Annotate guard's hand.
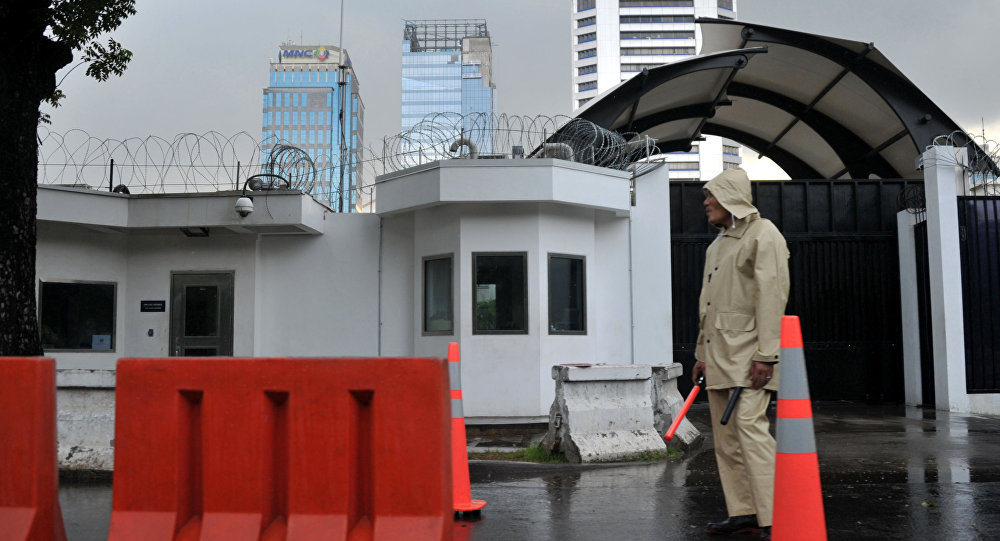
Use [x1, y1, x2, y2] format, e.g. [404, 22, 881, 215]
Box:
[750, 361, 773, 390]
[692, 361, 706, 385]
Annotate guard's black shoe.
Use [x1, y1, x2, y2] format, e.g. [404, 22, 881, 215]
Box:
[706, 515, 760, 535]
[760, 526, 771, 540]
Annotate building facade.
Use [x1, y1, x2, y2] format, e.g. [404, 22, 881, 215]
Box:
[402, 20, 497, 156]
[571, 0, 740, 180]
[262, 45, 364, 212]
[35, 158, 673, 468]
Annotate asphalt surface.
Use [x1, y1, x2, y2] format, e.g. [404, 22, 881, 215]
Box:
[60, 402, 1000, 540]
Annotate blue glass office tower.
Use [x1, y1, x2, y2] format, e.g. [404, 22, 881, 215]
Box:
[262, 45, 364, 212]
[402, 20, 496, 156]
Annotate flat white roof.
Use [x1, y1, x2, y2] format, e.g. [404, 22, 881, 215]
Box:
[37, 186, 328, 235]
[374, 158, 632, 216]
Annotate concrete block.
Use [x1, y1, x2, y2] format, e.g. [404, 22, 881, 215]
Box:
[56, 370, 116, 472]
[651, 364, 703, 452]
[542, 364, 666, 463]
[557, 364, 651, 382]
[56, 368, 116, 388]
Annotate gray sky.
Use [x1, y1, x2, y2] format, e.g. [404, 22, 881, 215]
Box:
[43, 0, 999, 174]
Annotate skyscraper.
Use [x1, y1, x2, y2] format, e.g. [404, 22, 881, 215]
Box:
[402, 20, 496, 156]
[262, 44, 364, 212]
[571, 0, 740, 180]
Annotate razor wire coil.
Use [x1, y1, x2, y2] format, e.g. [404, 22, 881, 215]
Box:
[36, 113, 667, 208]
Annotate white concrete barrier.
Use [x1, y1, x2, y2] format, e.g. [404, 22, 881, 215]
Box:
[542, 364, 667, 463]
[651, 364, 704, 451]
[56, 369, 115, 472]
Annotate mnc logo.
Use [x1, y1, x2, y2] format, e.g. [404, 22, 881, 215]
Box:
[282, 47, 331, 61]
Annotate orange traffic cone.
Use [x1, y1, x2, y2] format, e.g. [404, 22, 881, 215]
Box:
[772, 316, 827, 540]
[448, 342, 487, 515]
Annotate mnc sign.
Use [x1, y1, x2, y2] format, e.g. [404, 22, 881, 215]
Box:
[281, 47, 331, 61]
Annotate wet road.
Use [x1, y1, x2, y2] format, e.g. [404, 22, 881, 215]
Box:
[462, 458, 1000, 540]
[461, 403, 1000, 540]
[60, 403, 1000, 540]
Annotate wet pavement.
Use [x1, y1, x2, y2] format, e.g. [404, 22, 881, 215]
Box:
[60, 402, 1000, 540]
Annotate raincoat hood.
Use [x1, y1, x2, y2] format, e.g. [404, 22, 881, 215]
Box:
[704, 168, 758, 220]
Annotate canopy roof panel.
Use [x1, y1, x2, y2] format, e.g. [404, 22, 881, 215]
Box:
[571, 19, 994, 180]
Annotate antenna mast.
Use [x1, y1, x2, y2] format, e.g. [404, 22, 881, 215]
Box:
[337, 0, 348, 212]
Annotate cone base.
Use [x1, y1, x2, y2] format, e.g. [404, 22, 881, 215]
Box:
[454, 499, 487, 512]
[773, 452, 826, 541]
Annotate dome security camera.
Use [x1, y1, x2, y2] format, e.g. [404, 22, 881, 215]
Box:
[235, 196, 254, 218]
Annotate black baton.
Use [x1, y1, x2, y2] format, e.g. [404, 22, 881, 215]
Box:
[720, 386, 743, 425]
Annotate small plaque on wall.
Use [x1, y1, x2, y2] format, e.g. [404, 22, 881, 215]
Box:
[140, 300, 166, 312]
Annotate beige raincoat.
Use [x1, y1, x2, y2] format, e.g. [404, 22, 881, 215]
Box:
[695, 169, 790, 391]
[696, 168, 790, 526]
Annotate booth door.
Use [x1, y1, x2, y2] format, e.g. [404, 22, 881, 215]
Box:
[169, 272, 234, 356]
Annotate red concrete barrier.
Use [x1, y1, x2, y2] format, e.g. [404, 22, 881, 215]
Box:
[0, 357, 67, 541]
[109, 357, 452, 541]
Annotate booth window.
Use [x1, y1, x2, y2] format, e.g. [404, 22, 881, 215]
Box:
[423, 255, 454, 334]
[38, 281, 116, 350]
[548, 255, 586, 334]
[473, 253, 527, 334]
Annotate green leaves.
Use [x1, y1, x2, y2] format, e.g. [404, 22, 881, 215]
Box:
[45, 0, 137, 99]
[40, 89, 65, 124]
[49, 0, 137, 50]
[83, 37, 131, 81]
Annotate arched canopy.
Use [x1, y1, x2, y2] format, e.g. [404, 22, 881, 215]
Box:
[572, 19, 995, 179]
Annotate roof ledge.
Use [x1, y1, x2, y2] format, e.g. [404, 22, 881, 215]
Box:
[37, 185, 328, 235]
[373, 159, 632, 216]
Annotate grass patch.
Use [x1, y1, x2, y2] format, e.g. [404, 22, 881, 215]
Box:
[468, 444, 569, 463]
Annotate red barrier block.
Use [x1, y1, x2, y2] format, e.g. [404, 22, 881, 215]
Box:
[0, 358, 67, 541]
[109, 357, 452, 541]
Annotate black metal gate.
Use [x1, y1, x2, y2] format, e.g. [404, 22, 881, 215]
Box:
[672, 179, 922, 401]
[958, 197, 1000, 393]
[914, 220, 935, 406]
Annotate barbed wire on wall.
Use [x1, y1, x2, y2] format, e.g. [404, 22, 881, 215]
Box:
[897, 184, 926, 215]
[925, 130, 1000, 195]
[379, 113, 574, 170]
[37, 129, 261, 193]
[36, 113, 665, 210]
[258, 144, 317, 192]
[379, 113, 663, 171]
[538, 117, 663, 171]
[36, 127, 367, 211]
[897, 131, 1000, 217]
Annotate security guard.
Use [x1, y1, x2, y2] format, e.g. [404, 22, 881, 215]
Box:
[693, 168, 790, 540]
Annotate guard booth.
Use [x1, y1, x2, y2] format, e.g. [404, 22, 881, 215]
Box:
[568, 19, 998, 410]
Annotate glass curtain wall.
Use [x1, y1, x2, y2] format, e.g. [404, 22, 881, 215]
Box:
[262, 50, 363, 211]
[402, 48, 463, 125]
[401, 20, 495, 160]
[461, 63, 494, 154]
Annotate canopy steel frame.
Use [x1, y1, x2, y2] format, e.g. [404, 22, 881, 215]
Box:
[558, 21, 998, 179]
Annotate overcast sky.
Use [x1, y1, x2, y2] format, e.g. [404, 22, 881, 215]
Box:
[42, 0, 999, 178]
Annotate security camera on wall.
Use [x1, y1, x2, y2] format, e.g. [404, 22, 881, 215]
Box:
[235, 196, 254, 217]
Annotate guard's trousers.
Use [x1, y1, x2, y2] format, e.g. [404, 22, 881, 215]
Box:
[708, 387, 775, 526]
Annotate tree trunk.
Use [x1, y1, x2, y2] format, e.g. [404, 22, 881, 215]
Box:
[0, 4, 72, 355]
